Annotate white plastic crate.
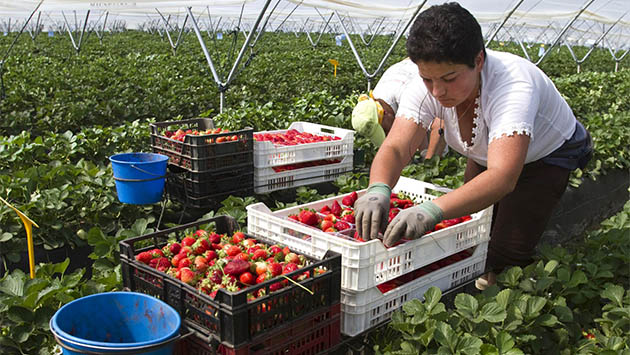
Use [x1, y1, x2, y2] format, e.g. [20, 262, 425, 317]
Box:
[253, 122, 354, 168]
[247, 176, 492, 292]
[341, 242, 488, 337]
[254, 155, 353, 194]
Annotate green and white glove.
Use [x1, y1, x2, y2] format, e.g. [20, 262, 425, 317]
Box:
[382, 201, 443, 247]
[355, 183, 391, 241]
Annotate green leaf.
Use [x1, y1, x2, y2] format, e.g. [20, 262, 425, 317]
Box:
[0, 232, 13, 242]
[424, 286, 442, 311]
[454, 293, 479, 314]
[7, 306, 35, 323]
[479, 302, 507, 323]
[526, 297, 547, 316]
[553, 305, 573, 322]
[566, 270, 587, 288]
[0, 271, 26, 297]
[480, 344, 499, 355]
[456, 335, 483, 354]
[11, 323, 33, 343]
[496, 331, 515, 352]
[534, 277, 555, 292]
[535, 314, 558, 327]
[434, 321, 458, 350]
[601, 284, 625, 307]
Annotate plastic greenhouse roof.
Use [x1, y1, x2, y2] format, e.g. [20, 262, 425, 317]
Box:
[0, 0, 628, 47]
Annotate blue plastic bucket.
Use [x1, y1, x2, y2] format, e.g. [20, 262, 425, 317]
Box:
[109, 153, 168, 204]
[50, 292, 181, 355]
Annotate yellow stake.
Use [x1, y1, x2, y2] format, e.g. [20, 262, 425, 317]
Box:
[328, 59, 339, 77]
[0, 197, 39, 279]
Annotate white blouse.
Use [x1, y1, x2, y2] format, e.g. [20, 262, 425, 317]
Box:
[397, 49, 577, 166]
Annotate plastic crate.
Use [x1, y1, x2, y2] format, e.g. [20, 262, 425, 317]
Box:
[175, 303, 341, 355]
[119, 215, 342, 349]
[340, 242, 488, 337]
[254, 122, 354, 169]
[247, 176, 492, 292]
[254, 155, 353, 194]
[167, 164, 254, 198]
[150, 117, 254, 172]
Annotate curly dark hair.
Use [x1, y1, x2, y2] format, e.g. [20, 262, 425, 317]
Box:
[406, 2, 485, 68]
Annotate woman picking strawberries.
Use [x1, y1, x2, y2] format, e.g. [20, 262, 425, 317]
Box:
[354, 2, 592, 289]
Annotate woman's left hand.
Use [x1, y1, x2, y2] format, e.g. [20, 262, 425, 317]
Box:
[382, 201, 443, 247]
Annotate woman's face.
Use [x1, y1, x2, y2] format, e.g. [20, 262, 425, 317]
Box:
[416, 52, 483, 108]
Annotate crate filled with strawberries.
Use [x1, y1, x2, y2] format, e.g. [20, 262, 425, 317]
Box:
[119, 215, 341, 352]
[151, 118, 254, 207]
[253, 122, 354, 193]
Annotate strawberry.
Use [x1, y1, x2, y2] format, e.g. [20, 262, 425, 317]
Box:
[135, 251, 152, 264]
[181, 236, 196, 247]
[288, 214, 299, 222]
[205, 250, 217, 260]
[341, 193, 356, 207]
[256, 273, 270, 284]
[194, 229, 208, 238]
[285, 252, 300, 264]
[269, 280, 288, 292]
[234, 252, 250, 262]
[149, 248, 164, 258]
[252, 248, 268, 260]
[282, 262, 299, 275]
[254, 261, 268, 275]
[232, 231, 246, 244]
[192, 238, 210, 255]
[297, 209, 319, 226]
[341, 208, 354, 217]
[209, 269, 223, 284]
[226, 244, 242, 257]
[171, 253, 184, 267]
[150, 257, 170, 272]
[242, 238, 256, 248]
[319, 205, 331, 214]
[208, 233, 222, 244]
[324, 227, 338, 233]
[330, 200, 342, 216]
[268, 262, 283, 277]
[334, 221, 351, 231]
[179, 267, 197, 285]
[177, 257, 192, 269]
[269, 245, 284, 258]
[168, 242, 182, 255]
[342, 214, 355, 224]
[194, 256, 208, 273]
[239, 272, 255, 286]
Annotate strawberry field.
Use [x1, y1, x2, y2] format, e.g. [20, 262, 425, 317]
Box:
[0, 30, 629, 354]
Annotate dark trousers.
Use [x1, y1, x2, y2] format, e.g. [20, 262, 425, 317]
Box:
[466, 160, 571, 272]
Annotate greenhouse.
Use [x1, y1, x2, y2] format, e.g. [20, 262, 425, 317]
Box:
[0, 0, 628, 354]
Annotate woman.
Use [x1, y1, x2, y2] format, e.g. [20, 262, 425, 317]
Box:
[354, 2, 592, 288]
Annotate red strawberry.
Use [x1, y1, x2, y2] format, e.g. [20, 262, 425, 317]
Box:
[268, 262, 283, 277]
[330, 200, 342, 216]
[269, 245, 284, 257]
[135, 251, 152, 264]
[194, 229, 208, 238]
[235, 253, 250, 262]
[208, 233, 222, 244]
[324, 227, 338, 233]
[169, 242, 182, 255]
[334, 221, 351, 231]
[269, 280, 288, 292]
[194, 256, 208, 273]
[150, 257, 170, 272]
[342, 194, 355, 207]
[252, 249, 268, 260]
[179, 267, 197, 285]
[285, 252, 300, 264]
[226, 245, 242, 257]
[342, 214, 355, 224]
[209, 269, 223, 284]
[288, 214, 299, 222]
[320, 205, 331, 214]
[232, 231, 246, 244]
[205, 250, 217, 260]
[256, 273, 270, 284]
[282, 262, 299, 275]
[320, 219, 334, 231]
[149, 248, 164, 258]
[182, 236, 196, 247]
[177, 257, 192, 269]
[298, 209, 319, 226]
[192, 238, 210, 255]
[239, 272, 255, 286]
[254, 261, 268, 275]
[171, 253, 184, 267]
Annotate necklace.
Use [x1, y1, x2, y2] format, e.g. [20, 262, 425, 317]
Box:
[439, 80, 481, 136]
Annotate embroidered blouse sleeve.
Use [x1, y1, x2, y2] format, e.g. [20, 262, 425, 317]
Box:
[395, 76, 434, 131]
[486, 79, 538, 143]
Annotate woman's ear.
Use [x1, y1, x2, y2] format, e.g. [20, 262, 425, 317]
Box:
[476, 50, 485, 71]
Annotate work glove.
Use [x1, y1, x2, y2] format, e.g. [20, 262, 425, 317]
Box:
[352, 94, 386, 147]
[382, 201, 443, 247]
[355, 183, 391, 240]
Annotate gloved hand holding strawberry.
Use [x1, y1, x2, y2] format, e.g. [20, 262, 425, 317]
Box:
[354, 182, 391, 241]
[382, 201, 443, 247]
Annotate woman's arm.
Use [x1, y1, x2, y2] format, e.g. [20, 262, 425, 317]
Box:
[370, 115, 428, 187]
[433, 134, 530, 219]
[425, 118, 447, 159]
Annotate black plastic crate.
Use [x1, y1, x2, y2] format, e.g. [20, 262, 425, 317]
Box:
[150, 118, 254, 172]
[176, 303, 341, 355]
[119, 215, 342, 350]
[165, 166, 254, 209]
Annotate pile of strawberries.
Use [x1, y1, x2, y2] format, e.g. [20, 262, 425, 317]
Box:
[375, 248, 474, 294]
[254, 129, 341, 146]
[272, 158, 342, 173]
[286, 190, 474, 244]
[134, 230, 322, 300]
[163, 128, 239, 143]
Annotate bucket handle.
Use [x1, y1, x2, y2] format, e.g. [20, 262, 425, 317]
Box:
[51, 325, 193, 355]
[113, 164, 167, 183]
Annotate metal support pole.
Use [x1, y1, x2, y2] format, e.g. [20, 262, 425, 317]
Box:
[187, 0, 272, 113]
[485, 0, 525, 47]
[535, 0, 596, 65]
[334, 0, 427, 91]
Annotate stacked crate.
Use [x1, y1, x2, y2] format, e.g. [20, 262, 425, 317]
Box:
[246, 176, 492, 336]
[253, 122, 354, 194]
[119, 215, 343, 354]
[150, 118, 254, 208]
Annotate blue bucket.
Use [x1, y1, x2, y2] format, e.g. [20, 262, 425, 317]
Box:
[50, 292, 181, 355]
[109, 153, 168, 204]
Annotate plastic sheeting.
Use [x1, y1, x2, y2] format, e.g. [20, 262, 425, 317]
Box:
[0, 0, 628, 47]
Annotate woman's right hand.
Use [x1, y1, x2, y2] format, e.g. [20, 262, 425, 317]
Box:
[355, 187, 391, 241]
